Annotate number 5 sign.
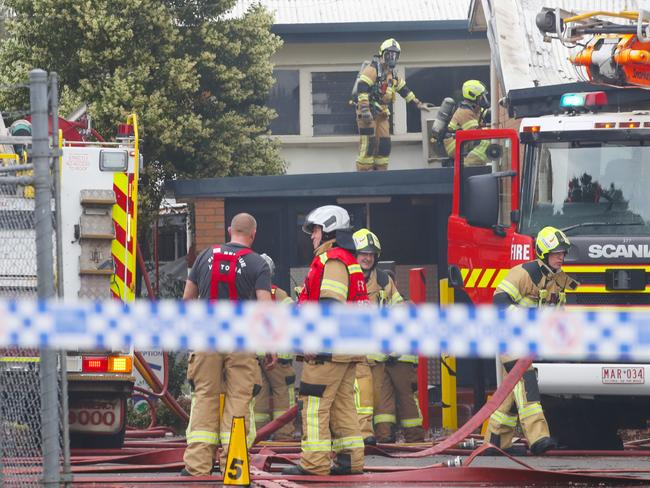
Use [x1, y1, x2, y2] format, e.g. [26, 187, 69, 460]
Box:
[224, 416, 250, 486]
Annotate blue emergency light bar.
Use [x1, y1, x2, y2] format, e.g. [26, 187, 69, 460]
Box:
[560, 91, 608, 109]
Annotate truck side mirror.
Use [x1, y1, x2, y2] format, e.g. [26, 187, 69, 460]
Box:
[465, 173, 499, 229]
[448, 265, 464, 289]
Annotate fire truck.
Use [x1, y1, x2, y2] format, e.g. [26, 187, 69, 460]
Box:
[0, 111, 140, 448]
[445, 87, 650, 448]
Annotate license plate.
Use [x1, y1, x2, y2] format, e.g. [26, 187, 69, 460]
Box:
[69, 398, 122, 434]
[601, 367, 645, 384]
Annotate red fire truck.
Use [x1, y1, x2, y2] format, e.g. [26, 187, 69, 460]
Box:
[447, 89, 650, 449]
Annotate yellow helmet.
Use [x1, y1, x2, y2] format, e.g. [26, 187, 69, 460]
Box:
[353, 228, 381, 257]
[535, 226, 571, 261]
[462, 80, 487, 101]
[379, 38, 401, 68]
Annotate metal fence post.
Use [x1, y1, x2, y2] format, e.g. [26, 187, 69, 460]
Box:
[31, 68, 60, 487]
[409, 268, 430, 431]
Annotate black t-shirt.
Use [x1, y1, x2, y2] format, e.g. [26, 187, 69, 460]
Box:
[188, 242, 271, 300]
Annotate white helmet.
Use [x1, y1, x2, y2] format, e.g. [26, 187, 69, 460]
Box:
[260, 253, 275, 276]
[302, 205, 350, 234]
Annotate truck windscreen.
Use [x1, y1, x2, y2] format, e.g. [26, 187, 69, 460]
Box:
[520, 141, 650, 236]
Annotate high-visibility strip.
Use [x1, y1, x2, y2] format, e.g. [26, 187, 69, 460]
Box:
[112, 171, 135, 302]
[305, 396, 320, 446]
[374, 414, 396, 424]
[497, 280, 523, 303]
[490, 410, 518, 427]
[332, 436, 364, 451]
[347, 264, 362, 275]
[465, 269, 482, 288]
[518, 403, 544, 419]
[321, 278, 348, 297]
[478, 269, 496, 288]
[187, 430, 219, 445]
[301, 440, 332, 451]
[359, 74, 374, 86]
[404, 92, 416, 103]
[400, 417, 423, 428]
[390, 291, 404, 305]
[461, 268, 469, 281]
[255, 413, 271, 423]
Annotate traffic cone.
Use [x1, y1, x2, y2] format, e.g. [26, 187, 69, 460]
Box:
[223, 416, 250, 486]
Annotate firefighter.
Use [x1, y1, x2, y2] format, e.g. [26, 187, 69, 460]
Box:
[485, 226, 578, 455]
[282, 205, 368, 476]
[354, 38, 425, 171]
[443, 79, 490, 166]
[182, 213, 272, 476]
[353, 229, 424, 443]
[254, 253, 297, 441]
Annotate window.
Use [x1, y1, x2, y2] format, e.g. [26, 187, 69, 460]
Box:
[268, 70, 299, 135]
[312, 71, 358, 136]
[405, 65, 490, 133]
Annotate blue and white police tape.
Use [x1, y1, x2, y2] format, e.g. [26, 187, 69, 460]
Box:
[0, 300, 649, 361]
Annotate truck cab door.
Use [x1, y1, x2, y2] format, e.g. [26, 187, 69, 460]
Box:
[447, 129, 520, 304]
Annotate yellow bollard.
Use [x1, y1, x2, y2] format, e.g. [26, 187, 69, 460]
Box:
[224, 416, 251, 486]
[439, 279, 458, 431]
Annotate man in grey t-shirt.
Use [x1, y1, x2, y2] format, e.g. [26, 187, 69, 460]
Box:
[182, 213, 272, 477]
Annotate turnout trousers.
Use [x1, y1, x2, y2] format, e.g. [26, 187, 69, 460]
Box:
[298, 361, 365, 475]
[183, 352, 261, 475]
[354, 361, 374, 439]
[372, 362, 425, 442]
[484, 356, 550, 450]
[254, 360, 297, 440]
[356, 111, 390, 171]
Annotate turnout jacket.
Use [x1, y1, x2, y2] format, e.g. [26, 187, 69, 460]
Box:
[357, 57, 416, 115]
[493, 259, 578, 309]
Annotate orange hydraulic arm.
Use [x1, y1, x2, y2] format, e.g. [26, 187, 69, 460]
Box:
[537, 9, 650, 88]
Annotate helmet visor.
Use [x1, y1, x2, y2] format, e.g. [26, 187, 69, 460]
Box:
[383, 50, 399, 68]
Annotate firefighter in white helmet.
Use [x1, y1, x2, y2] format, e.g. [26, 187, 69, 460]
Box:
[283, 205, 368, 476]
[485, 226, 578, 455]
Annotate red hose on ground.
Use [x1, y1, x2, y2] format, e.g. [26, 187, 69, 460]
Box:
[254, 405, 298, 444]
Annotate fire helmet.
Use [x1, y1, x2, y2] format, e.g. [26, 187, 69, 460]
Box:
[353, 228, 381, 257]
[379, 38, 401, 68]
[535, 226, 571, 261]
[302, 205, 350, 235]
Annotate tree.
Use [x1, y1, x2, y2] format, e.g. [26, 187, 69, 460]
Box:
[0, 0, 285, 228]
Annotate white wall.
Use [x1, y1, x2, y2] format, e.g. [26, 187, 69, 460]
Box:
[271, 38, 491, 174]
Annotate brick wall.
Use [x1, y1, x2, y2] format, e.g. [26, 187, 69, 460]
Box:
[194, 198, 226, 253]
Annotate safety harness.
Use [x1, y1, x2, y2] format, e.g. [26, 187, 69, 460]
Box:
[298, 247, 368, 303]
[209, 246, 252, 300]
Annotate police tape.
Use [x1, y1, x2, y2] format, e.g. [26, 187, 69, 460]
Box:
[0, 300, 649, 360]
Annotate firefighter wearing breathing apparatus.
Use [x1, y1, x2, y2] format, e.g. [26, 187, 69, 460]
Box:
[438, 79, 490, 166]
[353, 38, 426, 171]
[352, 229, 424, 443]
[485, 226, 579, 455]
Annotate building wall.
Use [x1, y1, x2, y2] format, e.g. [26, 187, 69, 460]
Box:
[194, 198, 226, 252]
[271, 38, 491, 174]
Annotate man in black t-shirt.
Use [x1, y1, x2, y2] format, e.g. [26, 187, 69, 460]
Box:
[182, 213, 272, 477]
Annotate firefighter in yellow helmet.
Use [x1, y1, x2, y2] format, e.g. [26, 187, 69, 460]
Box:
[354, 38, 426, 171]
[443, 79, 490, 166]
[485, 226, 578, 455]
[352, 229, 424, 443]
[254, 254, 297, 441]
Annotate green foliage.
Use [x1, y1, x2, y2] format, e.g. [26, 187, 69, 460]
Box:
[0, 0, 285, 228]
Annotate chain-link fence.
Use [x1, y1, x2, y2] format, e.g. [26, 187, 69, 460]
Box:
[0, 71, 65, 486]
